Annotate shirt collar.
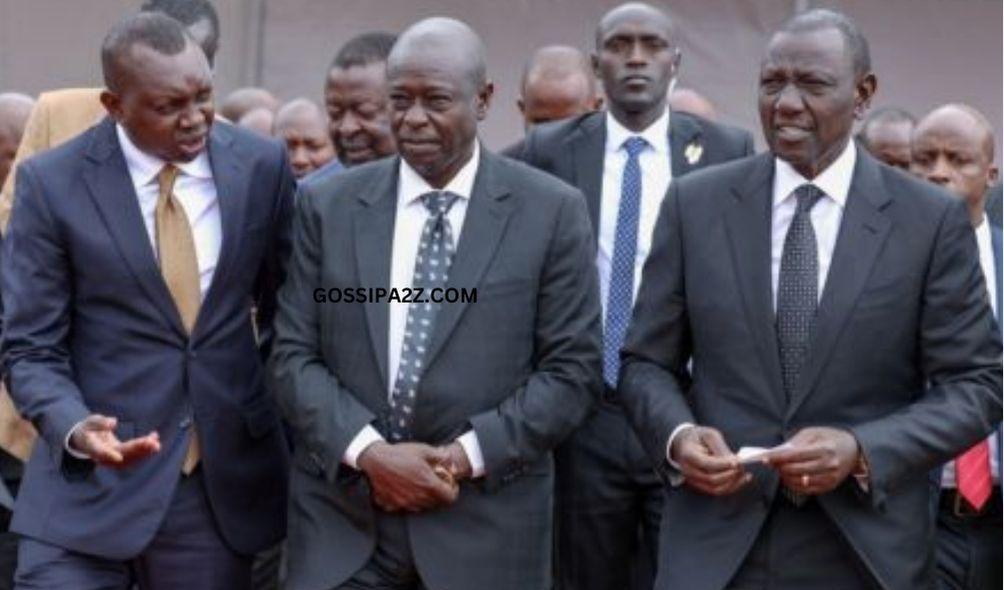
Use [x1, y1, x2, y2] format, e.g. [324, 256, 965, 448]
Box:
[605, 107, 671, 155]
[773, 139, 856, 210]
[398, 141, 480, 207]
[975, 216, 991, 243]
[115, 123, 213, 188]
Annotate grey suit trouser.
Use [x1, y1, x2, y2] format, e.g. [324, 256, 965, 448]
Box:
[555, 400, 663, 590]
[727, 497, 878, 590]
[336, 514, 429, 590]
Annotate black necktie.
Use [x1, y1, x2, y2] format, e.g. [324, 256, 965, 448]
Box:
[777, 184, 824, 402]
[386, 191, 459, 442]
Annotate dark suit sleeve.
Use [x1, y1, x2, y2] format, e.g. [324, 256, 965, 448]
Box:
[0, 161, 90, 466]
[469, 191, 602, 489]
[618, 181, 696, 476]
[253, 145, 296, 360]
[268, 182, 378, 481]
[849, 198, 1003, 506]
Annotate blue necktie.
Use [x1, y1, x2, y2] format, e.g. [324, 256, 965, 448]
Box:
[603, 136, 648, 388]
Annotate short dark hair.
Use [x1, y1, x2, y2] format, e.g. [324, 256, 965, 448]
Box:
[101, 12, 190, 92]
[141, 0, 220, 62]
[778, 9, 871, 78]
[331, 31, 397, 70]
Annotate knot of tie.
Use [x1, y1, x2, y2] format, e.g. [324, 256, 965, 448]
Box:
[622, 136, 648, 158]
[794, 184, 824, 215]
[420, 190, 459, 218]
[157, 164, 180, 198]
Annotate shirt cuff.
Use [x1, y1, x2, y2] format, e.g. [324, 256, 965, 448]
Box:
[457, 430, 485, 478]
[64, 420, 91, 460]
[342, 424, 385, 469]
[665, 422, 695, 470]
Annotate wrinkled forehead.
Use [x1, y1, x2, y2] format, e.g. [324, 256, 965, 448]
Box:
[387, 46, 476, 91]
[762, 28, 852, 76]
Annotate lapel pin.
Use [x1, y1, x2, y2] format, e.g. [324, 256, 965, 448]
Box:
[684, 141, 703, 166]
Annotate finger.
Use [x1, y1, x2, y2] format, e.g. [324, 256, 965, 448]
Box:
[88, 436, 124, 464]
[681, 463, 745, 488]
[87, 414, 118, 432]
[699, 429, 738, 462]
[682, 449, 741, 474]
[715, 472, 754, 495]
[118, 435, 161, 463]
[774, 457, 833, 478]
[766, 445, 826, 467]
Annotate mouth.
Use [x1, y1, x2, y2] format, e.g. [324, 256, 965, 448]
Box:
[774, 124, 811, 142]
[176, 133, 207, 157]
[621, 75, 651, 89]
[399, 139, 440, 153]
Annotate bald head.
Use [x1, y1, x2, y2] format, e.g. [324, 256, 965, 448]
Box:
[219, 87, 279, 123]
[912, 103, 999, 224]
[389, 17, 487, 94]
[596, 2, 674, 50]
[519, 46, 601, 128]
[237, 107, 274, 136]
[668, 87, 716, 120]
[386, 17, 493, 188]
[0, 92, 36, 187]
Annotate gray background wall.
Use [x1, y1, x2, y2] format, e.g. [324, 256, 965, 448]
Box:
[1, 0, 1000, 158]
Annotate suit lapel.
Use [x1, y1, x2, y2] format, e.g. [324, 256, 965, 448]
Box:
[991, 225, 1002, 329]
[196, 124, 250, 338]
[724, 154, 785, 411]
[81, 119, 185, 338]
[669, 112, 702, 177]
[567, 113, 605, 237]
[786, 154, 893, 419]
[423, 151, 514, 369]
[355, 161, 398, 390]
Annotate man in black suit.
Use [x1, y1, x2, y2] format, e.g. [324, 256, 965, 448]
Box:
[856, 106, 915, 171]
[270, 17, 601, 590]
[519, 3, 753, 588]
[619, 10, 1002, 590]
[1, 14, 293, 589]
[911, 103, 1002, 590]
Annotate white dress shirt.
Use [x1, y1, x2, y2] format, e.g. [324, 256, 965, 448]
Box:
[666, 141, 857, 466]
[342, 143, 486, 476]
[598, 109, 673, 322]
[66, 125, 220, 457]
[942, 218, 1000, 486]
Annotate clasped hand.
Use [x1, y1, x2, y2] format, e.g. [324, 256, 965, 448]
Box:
[357, 440, 472, 513]
[671, 425, 860, 497]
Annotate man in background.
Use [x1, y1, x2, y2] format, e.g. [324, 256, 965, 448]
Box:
[519, 3, 753, 588]
[306, 31, 398, 184]
[911, 103, 1002, 590]
[501, 45, 603, 158]
[218, 87, 279, 124]
[667, 87, 716, 121]
[857, 105, 915, 170]
[273, 99, 335, 179]
[0, 91, 33, 590]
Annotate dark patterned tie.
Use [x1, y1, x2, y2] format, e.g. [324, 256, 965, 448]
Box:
[602, 136, 648, 388]
[777, 184, 824, 402]
[387, 191, 459, 442]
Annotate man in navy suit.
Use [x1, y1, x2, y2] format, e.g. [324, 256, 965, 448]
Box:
[1, 14, 293, 589]
[911, 103, 1002, 590]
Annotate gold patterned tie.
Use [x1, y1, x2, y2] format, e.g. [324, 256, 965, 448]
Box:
[156, 165, 202, 474]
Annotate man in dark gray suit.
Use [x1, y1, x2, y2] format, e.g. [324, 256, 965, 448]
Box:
[619, 9, 1002, 590]
[518, 4, 752, 588]
[270, 17, 601, 590]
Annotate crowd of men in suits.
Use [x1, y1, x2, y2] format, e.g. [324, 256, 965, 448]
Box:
[0, 1, 1000, 589]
